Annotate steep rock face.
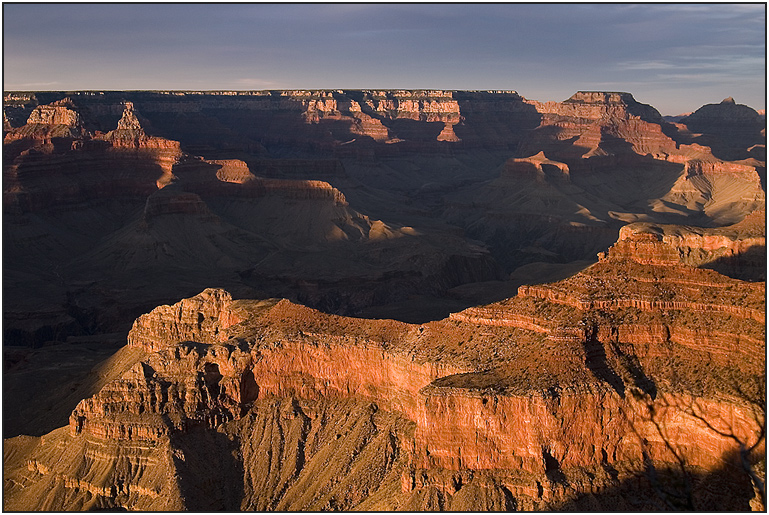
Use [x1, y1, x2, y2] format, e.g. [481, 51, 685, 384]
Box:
[4, 98, 85, 143]
[3, 100, 87, 170]
[680, 97, 765, 160]
[516, 262, 764, 322]
[662, 141, 764, 192]
[520, 91, 674, 159]
[530, 91, 663, 123]
[127, 288, 241, 351]
[26, 100, 83, 127]
[3, 88, 765, 510]
[3, 100, 182, 214]
[411, 388, 759, 475]
[455, 258, 764, 370]
[6, 235, 764, 511]
[69, 341, 254, 441]
[603, 209, 766, 280]
[64, 280, 758, 436]
[68, 295, 467, 449]
[571, 118, 678, 158]
[115, 101, 143, 130]
[3, 96, 506, 349]
[5, 90, 536, 153]
[104, 102, 181, 153]
[6, 90, 762, 163]
[442, 91, 763, 274]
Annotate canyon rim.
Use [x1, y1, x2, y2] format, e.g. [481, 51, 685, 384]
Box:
[2, 87, 766, 511]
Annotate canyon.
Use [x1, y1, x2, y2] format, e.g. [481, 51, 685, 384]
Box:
[3, 89, 765, 510]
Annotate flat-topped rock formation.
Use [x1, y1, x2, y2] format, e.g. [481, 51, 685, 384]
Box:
[3, 96, 508, 348]
[603, 209, 766, 280]
[4, 89, 764, 346]
[5, 217, 765, 509]
[500, 151, 570, 182]
[4, 90, 763, 159]
[675, 97, 766, 161]
[530, 91, 663, 124]
[1, 90, 545, 154]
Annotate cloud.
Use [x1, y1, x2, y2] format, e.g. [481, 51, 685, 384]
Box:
[5, 81, 61, 89]
[341, 28, 426, 40]
[618, 54, 764, 72]
[233, 78, 279, 87]
[616, 61, 677, 71]
[654, 72, 765, 85]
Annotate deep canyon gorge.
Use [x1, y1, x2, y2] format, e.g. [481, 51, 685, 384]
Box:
[3, 89, 765, 510]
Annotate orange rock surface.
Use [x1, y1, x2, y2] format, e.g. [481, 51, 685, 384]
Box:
[3, 89, 765, 511]
[7, 232, 764, 509]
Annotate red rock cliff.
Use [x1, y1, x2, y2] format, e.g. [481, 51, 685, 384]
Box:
[46, 263, 763, 510]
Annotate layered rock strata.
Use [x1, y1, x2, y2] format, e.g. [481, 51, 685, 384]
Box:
[3, 97, 505, 348]
[678, 97, 766, 160]
[5, 90, 764, 162]
[3, 89, 765, 510]
[4, 101, 182, 213]
[603, 209, 766, 280]
[6, 237, 764, 510]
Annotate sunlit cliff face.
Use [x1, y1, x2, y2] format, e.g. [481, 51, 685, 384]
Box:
[13, 243, 763, 510]
[3, 89, 765, 511]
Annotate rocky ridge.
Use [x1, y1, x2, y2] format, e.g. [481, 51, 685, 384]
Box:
[3, 97, 504, 348]
[5, 224, 765, 510]
[678, 97, 766, 161]
[3, 88, 765, 510]
[602, 209, 766, 280]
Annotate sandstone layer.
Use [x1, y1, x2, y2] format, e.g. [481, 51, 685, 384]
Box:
[5, 230, 765, 510]
[4, 89, 765, 510]
[4, 96, 505, 349]
[678, 97, 766, 161]
[602, 209, 765, 280]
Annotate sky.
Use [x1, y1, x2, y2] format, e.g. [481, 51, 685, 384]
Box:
[3, 3, 766, 115]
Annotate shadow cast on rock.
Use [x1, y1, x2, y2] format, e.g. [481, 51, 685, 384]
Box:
[555, 448, 760, 511]
[170, 425, 245, 510]
[702, 244, 766, 282]
[583, 325, 626, 398]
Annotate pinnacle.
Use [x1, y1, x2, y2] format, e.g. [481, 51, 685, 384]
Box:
[116, 101, 143, 130]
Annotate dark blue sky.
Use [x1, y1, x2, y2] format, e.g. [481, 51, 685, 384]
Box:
[3, 3, 765, 114]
